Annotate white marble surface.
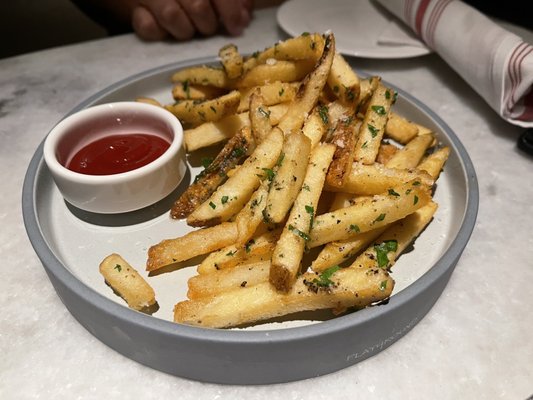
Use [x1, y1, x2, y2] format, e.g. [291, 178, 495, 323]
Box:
[1, 7, 532, 400]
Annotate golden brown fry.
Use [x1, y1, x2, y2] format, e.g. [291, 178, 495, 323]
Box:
[376, 142, 400, 165]
[219, 44, 244, 79]
[197, 228, 280, 274]
[243, 33, 325, 72]
[302, 106, 328, 148]
[326, 162, 434, 195]
[262, 131, 312, 224]
[309, 180, 432, 248]
[417, 146, 450, 180]
[165, 90, 241, 127]
[187, 128, 284, 227]
[356, 76, 380, 111]
[249, 91, 273, 143]
[100, 254, 156, 311]
[238, 82, 299, 113]
[171, 127, 253, 219]
[188, 259, 271, 300]
[384, 112, 419, 144]
[353, 84, 394, 164]
[172, 82, 225, 100]
[235, 181, 269, 246]
[237, 60, 315, 88]
[327, 52, 360, 105]
[174, 263, 393, 328]
[277, 33, 336, 135]
[183, 103, 289, 151]
[325, 115, 361, 188]
[171, 65, 233, 88]
[385, 133, 434, 169]
[270, 143, 336, 292]
[135, 97, 162, 107]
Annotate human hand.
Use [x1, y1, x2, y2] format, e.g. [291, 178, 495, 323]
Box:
[132, 0, 253, 41]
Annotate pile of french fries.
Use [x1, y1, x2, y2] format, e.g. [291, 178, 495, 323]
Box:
[100, 32, 450, 329]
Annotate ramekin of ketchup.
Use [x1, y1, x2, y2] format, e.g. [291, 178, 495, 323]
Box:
[44, 102, 185, 214]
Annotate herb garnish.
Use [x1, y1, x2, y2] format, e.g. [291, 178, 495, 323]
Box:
[371, 105, 386, 115]
[388, 188, 400, 197]
[288, 224, 310, 241]
[114, 264, 122, 272]
[374, 213, 386, 222]
[209, 201, 216, 209]
[318, 105, 329, 125]
[313, 265, 340, 287]
[374, 240, 398, 269]
[368, 124, 379, 138]
[221, 196, 229, 204]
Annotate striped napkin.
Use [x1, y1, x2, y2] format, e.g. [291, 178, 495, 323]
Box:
[376, 0, 533, 127]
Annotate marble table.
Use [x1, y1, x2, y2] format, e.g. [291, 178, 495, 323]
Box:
[1, 7, 532, 400]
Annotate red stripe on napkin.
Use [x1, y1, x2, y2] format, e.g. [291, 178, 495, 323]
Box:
[426, 0, 452, 48]
[507, 42, 532, 113]
[414, 0, 431, 36]
[517, 88, 533, 121]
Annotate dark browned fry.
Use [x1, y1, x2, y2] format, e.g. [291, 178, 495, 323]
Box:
[170, 127, 254, 219]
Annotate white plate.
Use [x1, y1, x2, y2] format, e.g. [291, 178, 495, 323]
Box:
[277, 0, 431, 59]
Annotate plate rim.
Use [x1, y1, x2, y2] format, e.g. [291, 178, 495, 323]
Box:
[276, 0, 432, 59]
[22, 58, 478, 347]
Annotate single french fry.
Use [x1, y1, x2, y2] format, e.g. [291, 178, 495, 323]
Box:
[238, 82, 299, 113]
[277, 33, 335, 135]
[174, 262, 393, 328]
[309, 180, 432, 247]
[235, 181, 269, 246]
[188, 259, 271, 300]
[327, 52, 360, 105]
[243, 33, 325, 72]
[165, 90, 241, 126]
[270, 143, 336, 291]
[417, 146, 450, 180]
[385, 133, 434, 169]
[146, 222, 239, 272]
[263, 131, 312, 223]
[325, 115, 361, 188]
[171, 127, 253, 219]
[249, 91, 273, 143]
[353, 84, 394, 164]
[237, 60, 315, 88]
[99, 254, 156, 311]
[356, 76, 380, 111]
[197, 228, 280, 274]
[183, 103, 289, 151]
[326, 163, 434, 195]
[349, 201, 438, 270]
[302, 106, 327, 148]
[187, 128, 284, 227]
[311, 226, 388, 272]
[384, 112, 419, 144]
[171, 65, 233, 88]
[219, 44, 244, 79]
[172, 82, 225, 100]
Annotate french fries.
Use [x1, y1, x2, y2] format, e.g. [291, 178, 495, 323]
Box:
[101, 32, 452, 329]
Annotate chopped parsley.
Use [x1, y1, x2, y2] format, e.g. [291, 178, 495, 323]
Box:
[305, 205, 314, 227]
[414, 195, 419, 205]
[226, 250, 236, 257]
[318, 105, 329, 125]
[245, 239, 255, 253]
[302, 32, 310, 36]
[288, 224, 310, 242]
[374, 213, 386, 222]
[279, 87, 285, 97]
[210, 106, 217, 113]
[262, 168, 276, 181]
[276, 152, 285, 167]
[385, 90, 391, 100]
[114, 264, 122, 272]
[221, 195, 229, 204]
[349, 224, 360, 233]
[374, 240, 398, 269]
[201, 157, 213, 168]
[183, 80, 190, 98]
[231, 147, 245, 158]
[368, 124, 379, 138]
[380, 280, 388, 291]
[313, 265, 340, 287]
[302, 183, 311, 191]
[209, 201, 216, 209]
[371, 105, 386, 115]
[258, 107, 271, 118]
[388, 188, 400, 197]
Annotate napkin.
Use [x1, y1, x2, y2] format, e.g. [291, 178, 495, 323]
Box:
[375, 0, 533, 128]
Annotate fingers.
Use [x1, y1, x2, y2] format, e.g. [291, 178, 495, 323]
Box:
[178, 0, 219, 36]
[140, 0, 195, 41]
[132, 6, 167, 41]
[212, 0, 253, 36]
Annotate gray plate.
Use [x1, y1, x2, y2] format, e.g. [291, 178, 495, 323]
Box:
[22, 57, 478, 384]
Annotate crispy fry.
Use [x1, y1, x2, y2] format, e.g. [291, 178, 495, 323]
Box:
[235, 181, 269, 246]
[187, 128, 284, 227]
[165, 90, 241, 127]
[262, 131, 312, 224]
[376, 142, 400, 164]
[237, 60, 315, 88]
[353, 84, 394, 164]
[171, 65, 233, 88]
[270, 143, 336, 292]
[238, 82, 299, 113]
[326, 162, 434, 195]
[172, 82, 225, 100]
[277, 33, 335, 135]
[100, 254, 156, 311]
[417, 146, 450, 180]
[249, 91, 274, 143]
[183, 103, 289, 151]
[174, 263, 393, 328]
[219, 44, 244, 79]
[384, 112, 419, 144]
[385, 133, 434, 169]
[171, 127, 253, 219]
[309, 180, 432, 247]
[327, 52, 360, 105]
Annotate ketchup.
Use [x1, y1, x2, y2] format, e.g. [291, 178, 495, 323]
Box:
[67, 133, 170, 175]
